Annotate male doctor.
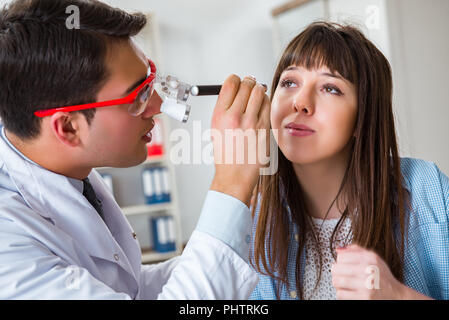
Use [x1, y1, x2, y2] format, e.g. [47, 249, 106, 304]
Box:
[0, 0, 270, 299]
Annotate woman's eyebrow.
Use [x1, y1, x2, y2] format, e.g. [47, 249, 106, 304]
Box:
[320, 72, 343, 80]
[283, 67, 343, 80]
[285, 66, 299, 72]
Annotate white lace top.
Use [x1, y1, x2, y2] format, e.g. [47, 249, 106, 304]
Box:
[303, 217, 353, 300]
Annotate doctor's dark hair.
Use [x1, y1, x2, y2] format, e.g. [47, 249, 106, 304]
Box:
[0, 0, 147, 139]
[251, 22, 411, 299]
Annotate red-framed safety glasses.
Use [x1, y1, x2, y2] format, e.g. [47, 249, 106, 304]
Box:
[34, 59, 157, 118]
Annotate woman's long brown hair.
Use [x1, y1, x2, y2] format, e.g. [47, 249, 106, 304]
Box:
[251, 22, 411, 299]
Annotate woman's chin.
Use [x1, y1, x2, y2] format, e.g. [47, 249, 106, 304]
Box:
[289, 158, 320, 166]
[281, 148, 320, 166]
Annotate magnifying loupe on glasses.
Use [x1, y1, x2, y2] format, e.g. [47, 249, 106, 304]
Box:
[155, 74, 193, 123]
[156, 74, 266, 123]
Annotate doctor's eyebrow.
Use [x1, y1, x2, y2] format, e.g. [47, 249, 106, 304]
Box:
[123, 76, 147, 96]
[122, 59, 152, 96]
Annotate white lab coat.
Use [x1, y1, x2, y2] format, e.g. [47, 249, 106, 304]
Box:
[0, 132, 258, 299]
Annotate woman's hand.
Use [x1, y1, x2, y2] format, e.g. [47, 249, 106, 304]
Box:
[331, 244, 432, 300]
[210, 74, 271, 207]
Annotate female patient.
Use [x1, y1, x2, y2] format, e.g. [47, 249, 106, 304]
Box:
[250, 22, 449, 300]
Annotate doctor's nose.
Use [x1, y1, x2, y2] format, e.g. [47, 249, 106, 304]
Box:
[141, 91, 162, 119]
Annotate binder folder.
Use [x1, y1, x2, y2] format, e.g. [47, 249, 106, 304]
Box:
[150, 215, 176, 252]
[142, 167, 172, 205]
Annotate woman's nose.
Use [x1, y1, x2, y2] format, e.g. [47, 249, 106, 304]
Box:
[293, 101, 313, 114]
[292, 86, 314, 115]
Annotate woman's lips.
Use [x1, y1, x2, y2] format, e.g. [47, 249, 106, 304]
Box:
[285, 122, 315, 137]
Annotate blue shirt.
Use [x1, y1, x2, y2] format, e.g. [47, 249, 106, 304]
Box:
[249, 157, 449, 300]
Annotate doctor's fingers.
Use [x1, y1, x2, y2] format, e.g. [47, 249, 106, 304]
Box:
[257, 94, 271, 128]
[215, 74, 241, 112]
[243, 83, 269, 123]
[228, 76, 258, 114]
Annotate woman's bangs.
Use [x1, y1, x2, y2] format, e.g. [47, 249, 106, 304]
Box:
[281, 26, 356, 83]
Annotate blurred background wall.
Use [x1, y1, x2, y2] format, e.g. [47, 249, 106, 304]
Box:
[102, 0, 288, 242]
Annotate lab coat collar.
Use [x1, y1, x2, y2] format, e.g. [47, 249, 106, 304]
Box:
[0, 133, 141, 280]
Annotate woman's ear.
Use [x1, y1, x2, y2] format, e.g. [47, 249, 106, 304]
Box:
[49, 112, 84, 147]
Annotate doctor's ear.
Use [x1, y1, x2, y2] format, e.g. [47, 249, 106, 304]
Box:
[49, 112, 86, 147]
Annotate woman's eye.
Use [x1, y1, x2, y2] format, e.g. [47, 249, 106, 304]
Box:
[280, 79, 296, 88]
[323, 85, 343, 96]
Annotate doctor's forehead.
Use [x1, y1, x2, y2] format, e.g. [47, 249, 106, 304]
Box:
[99, 40, 149, 100]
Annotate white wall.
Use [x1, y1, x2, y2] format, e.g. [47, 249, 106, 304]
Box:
[386, 0, 449, 174]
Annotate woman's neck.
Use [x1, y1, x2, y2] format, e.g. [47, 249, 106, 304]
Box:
[292, 143, 351, 220]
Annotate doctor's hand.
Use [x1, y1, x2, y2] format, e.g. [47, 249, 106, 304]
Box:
[209, 74, 271, 207]
[331, 244, 432, 300]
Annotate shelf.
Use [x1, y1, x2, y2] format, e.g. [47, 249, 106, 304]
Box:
[141, 249, 180, 264]
[121, 203, 173, 216]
